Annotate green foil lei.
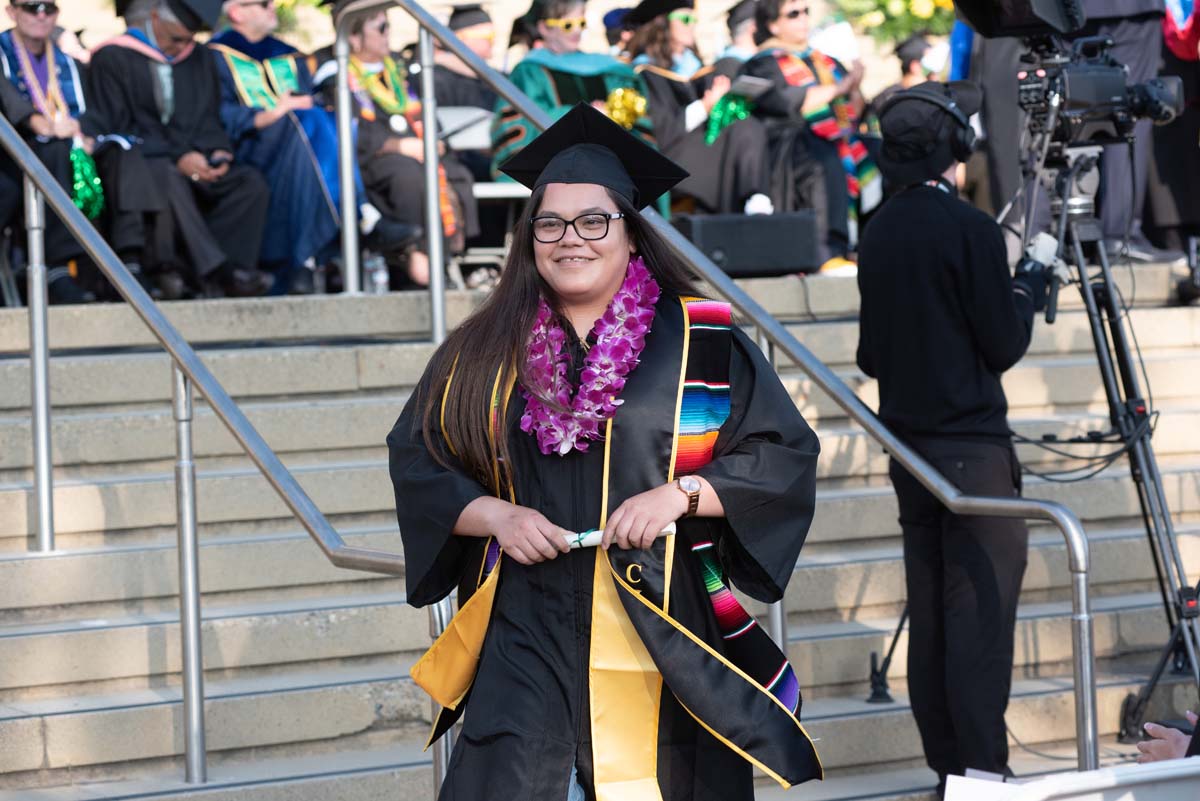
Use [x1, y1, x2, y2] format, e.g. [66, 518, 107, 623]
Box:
[704, 94, 754, 146]
[69, 145, 104, 220]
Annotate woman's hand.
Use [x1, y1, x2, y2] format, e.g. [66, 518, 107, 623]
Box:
[702, 74, 731, 113]
[602, 483, 688, 551]
[491, 504, 572, 565]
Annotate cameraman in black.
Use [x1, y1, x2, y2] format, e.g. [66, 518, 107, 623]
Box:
[856, 81, 1044, 797]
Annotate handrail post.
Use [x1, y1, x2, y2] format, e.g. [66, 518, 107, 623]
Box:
[419, 27, 447, 341]
[1071, 565, 1099, 771]
[754, 327, 787, 650]
[24, 176, 54, 552]
[172, 363, 207, 783]
[334, 20, 361, 294]
[420, 28, 454, 788]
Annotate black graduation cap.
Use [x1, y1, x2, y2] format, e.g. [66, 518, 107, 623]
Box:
[449, 3, 491, 30]
[499, 103, 688, 208]
[894, 33, 931, 65]
[626, 0, 692, 28]
[507, 0, 542, 48]
[726, 0, 755, 32]
[114, 0, 222, 31]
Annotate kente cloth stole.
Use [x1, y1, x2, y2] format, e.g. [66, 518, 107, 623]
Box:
[349, 56, 459, 236]
[775, 50, 879, 216]
[212, 44, 301, 110]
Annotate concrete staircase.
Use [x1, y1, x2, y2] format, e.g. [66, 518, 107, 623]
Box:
[1, 265, 1198, 800]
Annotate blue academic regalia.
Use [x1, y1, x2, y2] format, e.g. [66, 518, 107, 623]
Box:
[208, 29, 342, 283]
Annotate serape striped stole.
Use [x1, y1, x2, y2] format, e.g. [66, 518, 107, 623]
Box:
[675, 298, 802, 715]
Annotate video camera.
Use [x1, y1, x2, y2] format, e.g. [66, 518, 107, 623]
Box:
[954, 0, 1183, 147]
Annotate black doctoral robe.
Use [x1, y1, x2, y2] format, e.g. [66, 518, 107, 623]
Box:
[388, 294, 823, 800]
[85, 38, 269, 281]
[635, 64, 771, 214]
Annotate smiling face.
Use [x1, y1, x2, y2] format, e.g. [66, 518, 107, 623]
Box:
[532, 182, 635, 313]
[768, 0, 809, 47]
[537, 2, 585, 54]
[667, 10, 695, 52]
[6, 1, 58, 46]
[227, 0, 278, 41]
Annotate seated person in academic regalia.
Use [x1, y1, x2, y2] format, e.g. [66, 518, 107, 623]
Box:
[740, 0, 879, 268]
[0, 0, 94, 303]
[712, 0, 757, 76]
[326, 8, 478, 287]
[626, 0, 773, 215]
[3, 0, 198, 301]
[490, 0, 656, 181]
[423, 4, 498, 183]
[88, 0, 274, 298]
[208, 0, 350, 294]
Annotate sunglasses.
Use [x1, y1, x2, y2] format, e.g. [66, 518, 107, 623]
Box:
[14, 1, 58, 14]
[542, 16, 587, 32]
[782, 6, 809, 19]
[667, 9, 696, 24]
[235, 0, 273, 8]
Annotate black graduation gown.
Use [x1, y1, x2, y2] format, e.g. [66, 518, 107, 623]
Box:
[85, 41, 269, 279]
[388, 295, 822, 801]
[635, 64, 770, 214]
[1145, 45, 1200, 244]
[432, 63, 498, 110]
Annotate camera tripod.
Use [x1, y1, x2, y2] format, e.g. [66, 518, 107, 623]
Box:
[866, 148, 1200, 738]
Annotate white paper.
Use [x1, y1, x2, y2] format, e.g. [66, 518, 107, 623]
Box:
[810, 21, 860, 67]
[945, 775, 1022, 801]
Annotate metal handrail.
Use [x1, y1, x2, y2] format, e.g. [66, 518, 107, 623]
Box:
[1011, 757, 1200, 800]
[333, 0, 1100, 773]
[0, 114, 407, 784]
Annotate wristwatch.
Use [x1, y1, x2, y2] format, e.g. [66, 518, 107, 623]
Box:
[675, 476, 701, 518]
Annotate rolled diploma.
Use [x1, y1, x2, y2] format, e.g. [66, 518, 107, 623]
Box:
[564, 521, 678, 549]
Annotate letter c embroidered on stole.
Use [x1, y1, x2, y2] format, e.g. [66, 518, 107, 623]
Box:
[625, 563, 643, 585]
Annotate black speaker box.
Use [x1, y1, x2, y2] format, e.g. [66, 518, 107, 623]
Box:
[672, 211, 819, 277]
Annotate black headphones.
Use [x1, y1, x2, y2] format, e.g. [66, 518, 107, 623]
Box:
[878, 88, 977, 162]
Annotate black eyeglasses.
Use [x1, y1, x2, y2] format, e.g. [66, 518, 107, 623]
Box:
[783, 6, 809, 18]
[236, 0, 273, 8]
[530, 212, 625, 243]
[15, 1, 58, 15]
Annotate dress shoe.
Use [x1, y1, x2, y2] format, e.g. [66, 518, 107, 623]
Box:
[288, 267, 316, 295]
[210, 264, 273, 298]
[366, 218, 422, 253]
[46, 268, 96, 305]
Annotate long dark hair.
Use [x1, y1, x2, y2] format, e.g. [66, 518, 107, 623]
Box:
[626, 16, 674, 68]
[419, 185, 698, 488]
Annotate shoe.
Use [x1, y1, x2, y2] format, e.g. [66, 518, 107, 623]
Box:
[1106, 238, 1186, 266]
[155, 269, 189, 301]
[46, 268, 96, 305]
[210, 264, 273, 298]
[125, 262, 163, 301]
[366, 218, 422, 253]
[288, 267, 316, 295]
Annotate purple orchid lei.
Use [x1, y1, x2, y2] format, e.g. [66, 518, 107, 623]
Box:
[520, 255, 661, 456]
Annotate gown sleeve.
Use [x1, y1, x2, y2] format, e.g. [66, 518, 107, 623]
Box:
[386, 368, 491, 607]
[693, 327, 820, 603]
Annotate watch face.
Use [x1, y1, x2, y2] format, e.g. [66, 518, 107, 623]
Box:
[679, 476, 701, 493]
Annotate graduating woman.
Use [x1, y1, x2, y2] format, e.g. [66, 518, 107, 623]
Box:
[739, 0, 880, 267]
[388, 103, 823, 801]
[625, 0, 774, 215]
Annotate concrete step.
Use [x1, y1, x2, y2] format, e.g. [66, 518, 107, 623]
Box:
[0, 591, 424, 694]
[3, 447, 1199, 547]
[0, 664, 427, 776]
[0, 263, 1181, 355]
[5, 385, 1198, 482]
[0, 653, 1180, 783]
[788, 305, 1200, 369]
[0, 528, 400, 612]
